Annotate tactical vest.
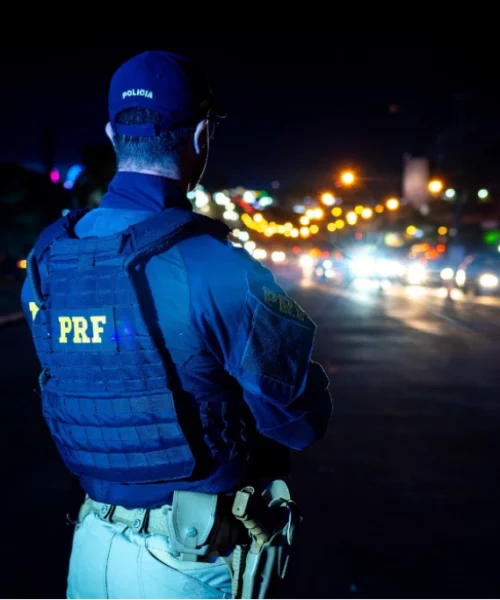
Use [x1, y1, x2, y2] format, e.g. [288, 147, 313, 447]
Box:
[26, 207, 251, 488]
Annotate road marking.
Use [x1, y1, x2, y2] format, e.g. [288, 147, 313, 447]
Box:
[0, 312, 24, 326]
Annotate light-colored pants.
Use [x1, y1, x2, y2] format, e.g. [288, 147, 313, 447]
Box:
[67, 512, 233, 599]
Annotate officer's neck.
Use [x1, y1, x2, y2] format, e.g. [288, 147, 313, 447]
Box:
[117, 167, 188, 193]
[102, 170, 194, 212]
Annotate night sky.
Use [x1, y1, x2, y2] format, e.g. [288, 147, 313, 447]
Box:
[1, 42, 498, 190]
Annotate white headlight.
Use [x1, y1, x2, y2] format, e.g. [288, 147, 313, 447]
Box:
[350, 256, 374, 277]
[252, 248, 267, 260]
[478, 273, 499, 288]
[271, 251, 286, 263]
[299, 255, 314, 268]
[407, 263, 426, 284]
[440, 267, 454, 281]
[455, 269, 466, 287]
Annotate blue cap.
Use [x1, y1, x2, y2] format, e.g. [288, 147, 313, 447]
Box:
[108, 50, 225, 137]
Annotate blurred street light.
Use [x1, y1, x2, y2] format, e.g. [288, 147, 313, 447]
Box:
[346, 211, 357, 225]
[223, 210, 239, 221]
[445, 188, 456, 199]
[253, 248, 267, 260]
[299, 216, 310, 226]
[428, 179, 443, 194]
[438, 226, 448, 235]
[306, 208, 323, 220]
[386, 198, 399, 210]
[194, 190, 209, 208]
[340, 171, 355, 185]
[243, 190, 256, 204]
[331, 207, 342, 217]
[478, 189, 489, 199]
[361, 208, 373, 219]
[321, 192, 335, 206]
[375, 204, 384, 213]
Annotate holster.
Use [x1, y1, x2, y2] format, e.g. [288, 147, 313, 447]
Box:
[231, 480, 302, 599]
[167, 491, 218, 561]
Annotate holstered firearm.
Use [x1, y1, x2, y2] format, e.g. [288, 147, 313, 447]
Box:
[231, 481, 302, 599]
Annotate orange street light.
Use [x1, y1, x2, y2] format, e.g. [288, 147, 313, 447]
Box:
[340, 171, 355, 185]
[386, 198, 399, 211]
[428, 179, 443, 194]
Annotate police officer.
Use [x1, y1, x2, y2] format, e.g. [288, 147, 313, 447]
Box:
[21, 50, 333, 599]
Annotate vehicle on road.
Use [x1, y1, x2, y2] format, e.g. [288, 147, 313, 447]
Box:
[455, 253, 500, 296]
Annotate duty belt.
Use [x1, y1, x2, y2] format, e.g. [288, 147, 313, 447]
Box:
[78, 493, 248, 562]
[79, 496, 171, 536]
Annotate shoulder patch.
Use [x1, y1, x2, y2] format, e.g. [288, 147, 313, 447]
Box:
[241, 270, 315, 387]
[246, 270, 314, 328]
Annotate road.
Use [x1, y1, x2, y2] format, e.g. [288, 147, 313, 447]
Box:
[1, 277, 500, 598]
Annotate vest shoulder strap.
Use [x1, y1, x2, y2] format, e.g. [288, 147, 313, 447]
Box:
[125, 209, 231, 267]
[33, 208, 90, 262]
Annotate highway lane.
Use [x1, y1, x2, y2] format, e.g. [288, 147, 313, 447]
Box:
[1, 278, 500, 598]
[280, 277, 500, 598]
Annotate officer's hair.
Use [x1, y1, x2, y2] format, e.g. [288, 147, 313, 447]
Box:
[113, 108, 194, 170]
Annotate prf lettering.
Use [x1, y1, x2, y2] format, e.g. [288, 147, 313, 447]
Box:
[58, 315, 107, 344]
[263, 286, 304, 321]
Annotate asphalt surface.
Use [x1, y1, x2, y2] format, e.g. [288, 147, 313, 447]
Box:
[2, 276, 500, 598]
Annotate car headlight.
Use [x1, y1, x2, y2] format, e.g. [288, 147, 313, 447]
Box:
[478, 273, 499, 288]
[271, 251, 286, 263]
[440, 267, 454, 281]
[407, 263, 426, 284]
[299, 255, 314, 268]
[455, 269, 466, 287]
[350, 256, 374, 277]
[252, 248, 267, 260]
[375, 259, 392, 277]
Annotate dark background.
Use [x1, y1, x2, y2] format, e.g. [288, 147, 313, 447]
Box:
[2, 43, 499, 189]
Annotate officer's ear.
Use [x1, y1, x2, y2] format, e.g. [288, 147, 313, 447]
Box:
[105, 122, 114, 142]
[193, 120, 209, 155]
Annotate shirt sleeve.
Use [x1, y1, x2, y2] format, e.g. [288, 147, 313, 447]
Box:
[190, 246, 332, 450]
